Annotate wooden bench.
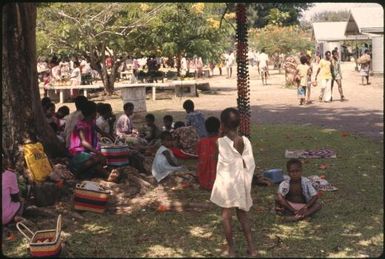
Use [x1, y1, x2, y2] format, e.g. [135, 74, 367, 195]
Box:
[40, 80, 203, 103]
[40, 84, 104, 103]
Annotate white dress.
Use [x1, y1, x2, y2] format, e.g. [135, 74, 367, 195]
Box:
[210, 136, 256, 211]
[152, 145, 183, 182]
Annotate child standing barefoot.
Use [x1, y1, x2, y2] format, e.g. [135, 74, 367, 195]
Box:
[210, 108, 257, 257]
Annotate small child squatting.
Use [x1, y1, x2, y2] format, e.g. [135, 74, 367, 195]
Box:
[275, 158, 322, 221]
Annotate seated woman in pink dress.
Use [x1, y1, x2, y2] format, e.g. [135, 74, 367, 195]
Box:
[68, 100, 116, 181]
[2, 156, 24, 225]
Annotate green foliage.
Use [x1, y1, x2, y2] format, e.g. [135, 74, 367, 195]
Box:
[36, 3, 234, 64]
[310, 10, 351, 23]
[36, 3, 152, 58]
[249, 25, 314, 55]
[245, 3, 313, 28]
[267, 8, 290, 26]
[147, 3, 234, 63]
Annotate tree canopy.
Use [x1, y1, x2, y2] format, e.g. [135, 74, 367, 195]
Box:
[310, 10, 351, 23]
[249, 25, 314, 55]
[245, 3, 313, 28]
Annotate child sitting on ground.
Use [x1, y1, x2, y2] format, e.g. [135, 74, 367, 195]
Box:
[2, 155, 24, 225]
[170, 121, 199, 159]
[44, 102, 59, 129]
[152, 131, 183, 182]
[275, 158, 322, 221]
[56, 105, 70, 132]
[115, 102, 146, 145]
[105, 103, 116, 135]
[210, 107, 257, 257]
[196, 116, 220, 190]
[96, 103, 115, 141]
[183, 99, 208, 138]
[140, 113, 161, 145]
[162, 115, 175, 132]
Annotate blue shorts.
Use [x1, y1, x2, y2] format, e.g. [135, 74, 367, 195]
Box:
[297, 86, 306, 97]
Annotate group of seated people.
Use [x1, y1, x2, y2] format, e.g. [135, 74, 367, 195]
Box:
[2, 97, 322, 228]
[40, 96, 216, 185]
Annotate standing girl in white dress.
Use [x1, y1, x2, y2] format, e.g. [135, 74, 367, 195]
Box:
[210, 108, 257, 257]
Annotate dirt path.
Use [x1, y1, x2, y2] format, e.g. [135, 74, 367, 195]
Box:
[59, 62, 383, 141]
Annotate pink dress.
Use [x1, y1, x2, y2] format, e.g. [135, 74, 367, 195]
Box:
[68, 119, 98, 155]
[2, 170, 21, 225]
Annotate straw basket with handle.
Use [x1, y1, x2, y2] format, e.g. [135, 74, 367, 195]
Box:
[73, 181, 111, 213]
[16, 215, 62, 257]
[99, 137, 130, 167]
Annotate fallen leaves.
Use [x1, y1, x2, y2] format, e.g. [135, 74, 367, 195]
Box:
[341, 131, 350, 137]
[319, 163, 329, 170]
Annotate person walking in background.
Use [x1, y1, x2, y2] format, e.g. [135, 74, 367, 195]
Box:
[315, 51, 333, 103]
[295, 56, 311, 105]
[225, 50, 235, 79]
[331, 49, 345, 101]
[258, 48, 269, 85]
[305, 54, 313, 104]
[358, 50, 371, 85]
[310, 53, 321, 87]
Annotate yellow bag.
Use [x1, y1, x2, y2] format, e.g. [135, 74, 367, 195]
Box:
[23, 142, 52, 182]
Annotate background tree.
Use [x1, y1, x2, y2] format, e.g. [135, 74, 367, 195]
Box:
[2, 3, 65, 172]
[36, 3, 165, 94]
[245, 3, 313, 28]
[310, 10, 351, 23]
[145, 3, 234, 76]
[249, 25, 314, 55]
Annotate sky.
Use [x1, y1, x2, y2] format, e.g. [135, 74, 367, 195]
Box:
[301, 2, 383, 21]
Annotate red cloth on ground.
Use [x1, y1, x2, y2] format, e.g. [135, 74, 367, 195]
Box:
[196, 135, 218, 190]
[170, 147, 197, 160]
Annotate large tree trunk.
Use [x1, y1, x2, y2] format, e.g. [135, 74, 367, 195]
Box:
[2, 3, 65, 171]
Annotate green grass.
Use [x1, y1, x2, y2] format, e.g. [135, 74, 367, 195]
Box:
[3, 124, 383, 257]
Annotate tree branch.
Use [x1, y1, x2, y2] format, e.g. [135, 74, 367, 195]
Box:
[219, 3, 229, 28]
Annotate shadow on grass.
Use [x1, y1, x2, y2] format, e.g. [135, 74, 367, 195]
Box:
[149, 102, 383, 141]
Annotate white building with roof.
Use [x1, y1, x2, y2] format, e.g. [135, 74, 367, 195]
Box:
[312, 22, 349, 56]
[345, 7, 383, 73]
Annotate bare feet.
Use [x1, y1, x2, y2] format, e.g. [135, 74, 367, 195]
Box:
[284, 215, 301, 222]
[221, 247, 236, 257]
[247, 249, 258, 257]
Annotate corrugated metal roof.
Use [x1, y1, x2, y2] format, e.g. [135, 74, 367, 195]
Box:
[350, 7, 384, 32]
[312, 22, 348, 41]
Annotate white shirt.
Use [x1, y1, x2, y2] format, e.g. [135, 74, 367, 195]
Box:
[225, 53, 235, 67]
[152, 145, 183, 182]
[258, 53, 269, 68]
[96, 116, 110, 134]
[70, 67, 81, 84]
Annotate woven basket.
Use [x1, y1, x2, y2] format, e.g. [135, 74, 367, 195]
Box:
[16, 215, 62, 257]
[74, 181, 111, 213]
[99, 137, 130, 167]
